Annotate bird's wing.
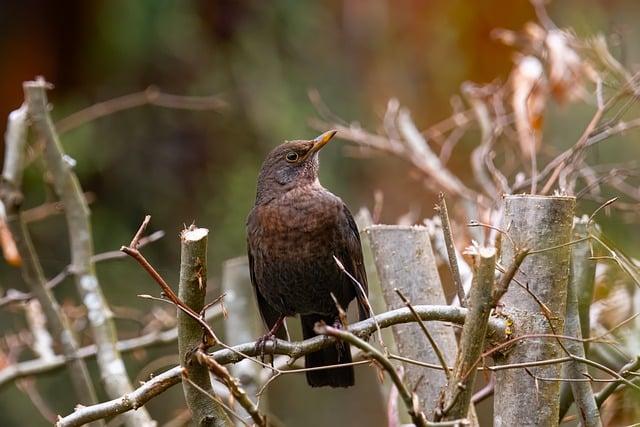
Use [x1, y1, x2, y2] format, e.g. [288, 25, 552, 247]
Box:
[339, 204, 371, 321]
[247, 241, 289, 340]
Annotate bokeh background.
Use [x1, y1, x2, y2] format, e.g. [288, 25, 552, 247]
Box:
[1, 1, 639, 426]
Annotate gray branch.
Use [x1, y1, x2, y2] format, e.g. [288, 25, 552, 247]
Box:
[493, 195, 575, 427]
[442, 246, 496, 421]
[177, 226, 231, 427]
[22, 78, 154, 427]
[1, 103, 102, 416]
[56, 304, 507, 426]
[56, 366, 183, 427]
[0, 306, 222, 388]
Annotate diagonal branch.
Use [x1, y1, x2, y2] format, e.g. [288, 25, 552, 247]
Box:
[23, 77, 154, 427]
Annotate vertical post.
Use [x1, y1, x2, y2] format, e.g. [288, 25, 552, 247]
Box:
[178, 226, 231, 427]
[366, 225, 477, 423]
[493, 195, 575, 427]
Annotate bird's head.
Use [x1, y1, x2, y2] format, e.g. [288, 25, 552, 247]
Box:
[255, 130, 337, 204]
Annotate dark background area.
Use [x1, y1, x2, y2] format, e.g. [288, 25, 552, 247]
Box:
[1, 1, 639, 425]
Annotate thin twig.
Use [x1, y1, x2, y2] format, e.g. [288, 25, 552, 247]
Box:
[0, 230, 164, 308]
[395, 289, 452, 381]
[194, 349, 267, 427]
[55, 86, 226, 134]
[315, 323, 432, 427]
[435, 193, 466, 306]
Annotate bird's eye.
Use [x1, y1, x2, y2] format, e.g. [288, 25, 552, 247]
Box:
[285, 152, 299, 162]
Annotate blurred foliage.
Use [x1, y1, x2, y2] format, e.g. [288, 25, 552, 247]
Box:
[1, 0, 640, 426]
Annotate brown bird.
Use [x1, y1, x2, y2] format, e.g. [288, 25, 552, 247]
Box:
[246, 130, 370, 387]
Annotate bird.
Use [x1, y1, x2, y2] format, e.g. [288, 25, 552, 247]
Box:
[246, 130, 370, 388]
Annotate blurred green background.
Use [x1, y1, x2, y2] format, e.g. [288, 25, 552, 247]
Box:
[1, 0, 639, 426]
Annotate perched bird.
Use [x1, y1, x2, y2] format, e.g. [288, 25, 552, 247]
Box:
[246, 130, 370, 388]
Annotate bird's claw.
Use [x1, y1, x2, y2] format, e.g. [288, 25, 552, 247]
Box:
[255, 333, 277, 364]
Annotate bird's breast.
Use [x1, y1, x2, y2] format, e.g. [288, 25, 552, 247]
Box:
[250, 186, 342, 255]
[247, 186, 351, 315]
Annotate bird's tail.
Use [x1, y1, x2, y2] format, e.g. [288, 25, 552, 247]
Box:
[300, 314, 354, 388]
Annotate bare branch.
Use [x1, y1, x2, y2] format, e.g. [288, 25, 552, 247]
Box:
[121, 220, 219, 344]
[54, 304, 507, 426]
[177, 226, 231, 427]
[594, 356, 640, 408]
[435, 193, 466, 306]
[315, 323, 432, 427]
[0, 100, 101, 413]
[558, 219, 601, 426]
[441, 246, 496, 421]
[0, 230, 164, 308]
[55, 86, 226, 135]
[56, 367, 184, 427]
[194, 349, 266, 427]
[395, 289, 451, 381]
[23, 77, 154, 426]
[0, 305, 223, 388]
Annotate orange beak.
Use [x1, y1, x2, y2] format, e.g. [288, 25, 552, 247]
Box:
[310, 130, 337, 153]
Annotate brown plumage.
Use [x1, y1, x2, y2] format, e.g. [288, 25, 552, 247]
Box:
[246, 130, 370, 387]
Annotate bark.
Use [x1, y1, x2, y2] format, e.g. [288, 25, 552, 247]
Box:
[177, 227, 231, 427]
[493, 195, 575, 427]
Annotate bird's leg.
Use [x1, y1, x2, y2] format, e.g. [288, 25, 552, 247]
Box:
[331, 316, 349, 360]
[255, 315, 286, 362]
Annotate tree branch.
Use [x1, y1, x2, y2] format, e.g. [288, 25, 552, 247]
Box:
[177, 226, 231, 426]
[55, 305, 507, 426]
[435, 193, 466, 307]
[56, 366, 184, 427]
[1, 101, 102, 416]
[23, 77, 154, 427]
[441, 246, 496, 421]
[315, 323, 431, 427]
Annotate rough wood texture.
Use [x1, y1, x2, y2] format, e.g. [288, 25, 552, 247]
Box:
[366, 225, 477, 423]
[177, 227, 231, 427]
[494, 195, 575, 427]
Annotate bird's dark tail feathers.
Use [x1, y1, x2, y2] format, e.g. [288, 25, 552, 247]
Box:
[300, 314, 354, 388]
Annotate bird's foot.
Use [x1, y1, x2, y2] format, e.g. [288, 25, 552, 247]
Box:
[332, 319, 344, 329]
[255, 316, 286, 364]
[255, 333, 277, 364]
